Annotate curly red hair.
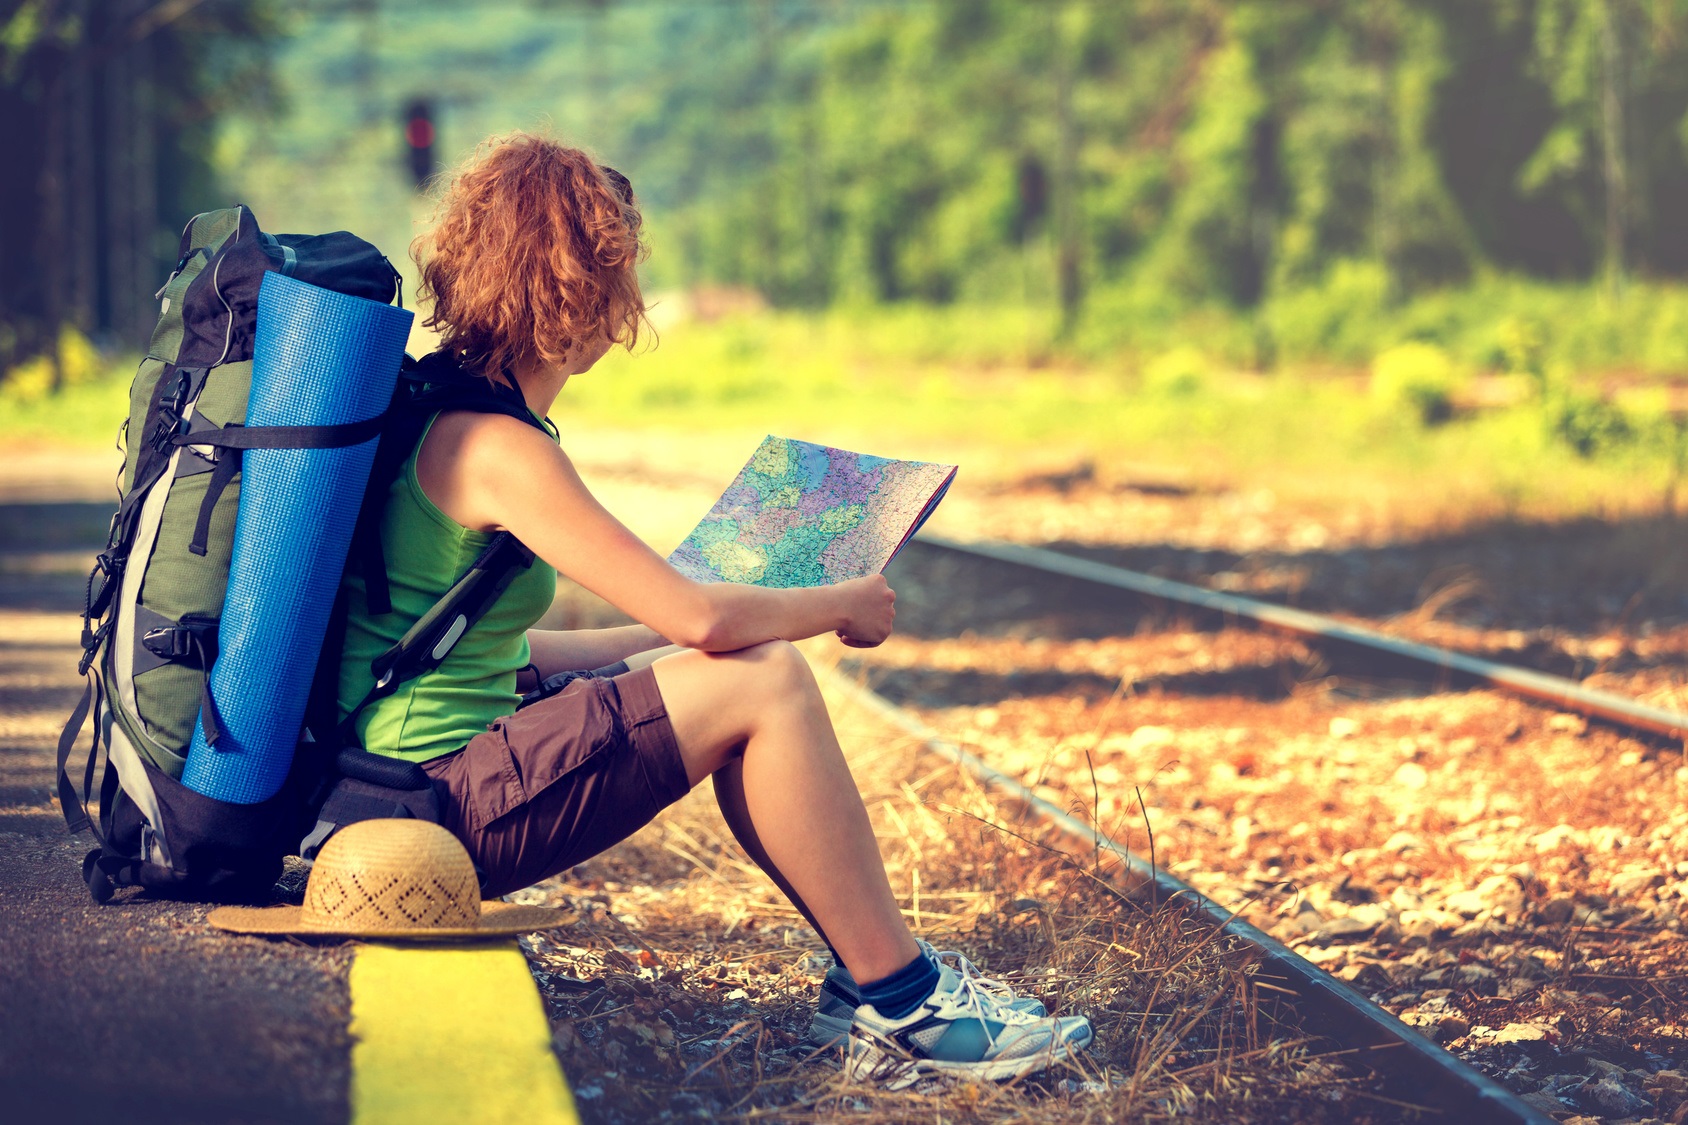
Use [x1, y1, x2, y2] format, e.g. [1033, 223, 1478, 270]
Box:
[413, 133, 649, 381]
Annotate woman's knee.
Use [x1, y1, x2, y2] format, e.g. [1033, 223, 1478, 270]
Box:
[653, 641, 836, 787]
[653, 642, 817, 756]
[736, 639, 819, 702]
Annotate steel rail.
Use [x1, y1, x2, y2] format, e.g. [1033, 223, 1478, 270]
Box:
[828, 673, 1556, 1125]
[916, 534, 1688, 742]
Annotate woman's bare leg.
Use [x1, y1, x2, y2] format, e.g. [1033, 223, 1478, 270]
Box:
[711, 759, 836, 952]
[650, 641, 918, 983]
[636, 644, 839, 952]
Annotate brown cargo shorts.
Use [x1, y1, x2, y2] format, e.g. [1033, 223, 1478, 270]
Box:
[421, 664, 691, 898]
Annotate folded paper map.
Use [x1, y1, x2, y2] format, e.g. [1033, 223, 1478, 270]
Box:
[668, 436, 957, 587]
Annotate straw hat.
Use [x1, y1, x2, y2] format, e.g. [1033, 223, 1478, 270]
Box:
[208, 819, 570, 938]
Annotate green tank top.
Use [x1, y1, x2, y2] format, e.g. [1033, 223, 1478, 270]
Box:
[337, 413, 558, 762]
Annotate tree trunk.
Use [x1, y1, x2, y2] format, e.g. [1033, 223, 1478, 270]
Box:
[134, 28, 159, 342]
[38, 56, 69, 391]
[1052, 3, 1082, 337]
[1596, 0, 1628, 294]
[1370, 3, 1401, 304]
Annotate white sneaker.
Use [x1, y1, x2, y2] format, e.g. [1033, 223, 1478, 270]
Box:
[807, 940, 1046, 1048]
[845, 962, 1093, 1089]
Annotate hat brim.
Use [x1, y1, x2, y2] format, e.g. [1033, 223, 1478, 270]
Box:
[206, 899, 572, 939]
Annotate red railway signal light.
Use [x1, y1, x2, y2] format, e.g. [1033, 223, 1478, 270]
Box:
[404, 99, 435, 189]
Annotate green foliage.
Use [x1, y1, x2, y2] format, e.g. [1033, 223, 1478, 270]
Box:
[1142, 346, 1210, 398]
[5, 309, 1675, 537]
[1260, 261, 1394, 366]
[1075, 273, 1688, 377]
[1, 0, 285, 373]
[1546, 389, 1633, 457]
[1371, 341, 1460, 425]
[0, 356, 131, 448]
[1520, 0, 1688, 283]
[0, 326, 104, 403]
[545, 311, 1678, 519]
[1134, 30, 1264, 305]
[209, 0, 1688, 384]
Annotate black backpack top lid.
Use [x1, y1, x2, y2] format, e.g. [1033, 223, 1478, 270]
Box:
[176, 207, 401, 371]
[269, 232, 404, 305]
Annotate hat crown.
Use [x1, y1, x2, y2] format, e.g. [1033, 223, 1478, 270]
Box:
[302, 819, 480, 931]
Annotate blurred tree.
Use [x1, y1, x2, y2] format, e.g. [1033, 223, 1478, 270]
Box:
[0, 0, 282, 382]
[202, 0, 1688, 347]
[1521, 0, 1688, 291]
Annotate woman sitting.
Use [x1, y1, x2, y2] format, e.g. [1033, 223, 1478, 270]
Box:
[337, 132, 1092, 1087]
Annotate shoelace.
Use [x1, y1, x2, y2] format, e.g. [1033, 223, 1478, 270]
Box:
[933, 970, 1046, 1056]
[920, 958, 1047, 1054]
[920, 941, 1033, 1013]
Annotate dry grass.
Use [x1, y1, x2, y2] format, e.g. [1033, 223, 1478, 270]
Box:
[517, 656, 1409, 1123]
[850, 537, 1688, 1121]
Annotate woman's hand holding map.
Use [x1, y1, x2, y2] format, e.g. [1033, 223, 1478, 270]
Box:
[831, 574, 897, 649]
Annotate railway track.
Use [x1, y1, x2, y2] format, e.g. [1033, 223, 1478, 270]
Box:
[829, 673, 1556, 1124]
[918, 534, 1688, 743]
[532, 463, 1688, 1121]
[825, 533, 1688, 1122]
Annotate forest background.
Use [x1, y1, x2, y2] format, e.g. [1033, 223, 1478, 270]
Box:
[6, 0, 1688, 520]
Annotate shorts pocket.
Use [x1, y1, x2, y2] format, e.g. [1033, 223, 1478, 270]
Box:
[478, 679, 622, 825]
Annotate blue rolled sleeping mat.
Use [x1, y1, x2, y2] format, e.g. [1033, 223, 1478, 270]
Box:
[181, 271, 413, 804]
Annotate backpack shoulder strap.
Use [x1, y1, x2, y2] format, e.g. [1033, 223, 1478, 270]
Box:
[352, 351, 549, 616]
[309, 352, 551, 752]
[343, 529, 536, 737]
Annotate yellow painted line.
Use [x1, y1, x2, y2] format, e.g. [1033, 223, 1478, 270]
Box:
[349, 942, 579, 1125]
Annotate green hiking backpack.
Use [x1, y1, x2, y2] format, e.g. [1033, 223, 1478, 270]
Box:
[58, 205, 545, 903]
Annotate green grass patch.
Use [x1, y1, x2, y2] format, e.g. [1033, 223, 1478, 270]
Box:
[564, 310, 1686, 524]
[0, 358, 134, 451]
[7, 309, 1681, 527]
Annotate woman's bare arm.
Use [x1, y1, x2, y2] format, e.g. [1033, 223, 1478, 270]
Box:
[526, 624, 669, 678]
[623, 643, 684, 670]
[417, 412, 895, 651]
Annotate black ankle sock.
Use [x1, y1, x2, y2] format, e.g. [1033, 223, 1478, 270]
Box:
[857, 951, 940, 1021]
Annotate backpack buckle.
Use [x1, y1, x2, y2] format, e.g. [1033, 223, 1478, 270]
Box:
[167, 369, 193, 415]
[166, 367, 207, 416]
[142, 626, 194, 660]
[141, 618, 219, 667]
[149, 411, 194, 453]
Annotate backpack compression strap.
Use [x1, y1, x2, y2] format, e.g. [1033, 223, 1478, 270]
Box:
[172, 411, 404, 748]
[175, 414, 391, 556]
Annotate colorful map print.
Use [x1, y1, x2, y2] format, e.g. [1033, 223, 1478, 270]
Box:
[668, 436, 957, 587]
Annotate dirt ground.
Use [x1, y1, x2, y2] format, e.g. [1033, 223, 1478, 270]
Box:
[545, 447, 1688, 1123]
[6, 434, 1685, 1123]
[511, 631, 1405, 1124]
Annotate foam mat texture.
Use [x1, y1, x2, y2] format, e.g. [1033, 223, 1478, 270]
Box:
[182, 271, 412, 804]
